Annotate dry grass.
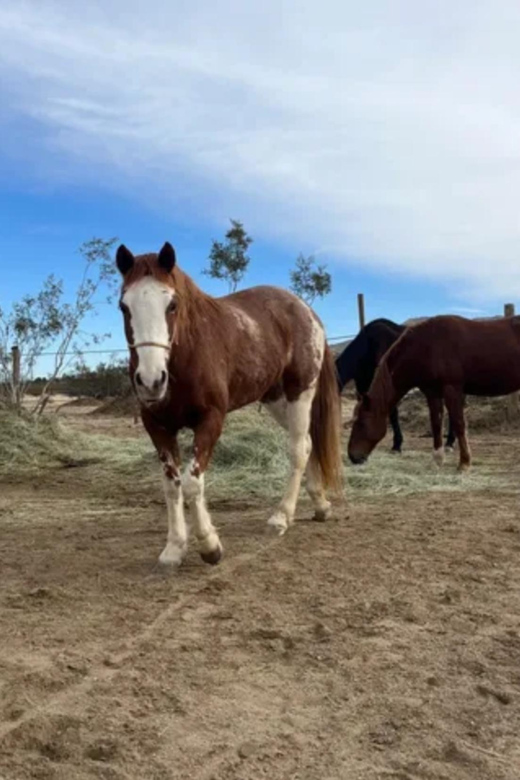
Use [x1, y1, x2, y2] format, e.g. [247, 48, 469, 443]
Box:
[1, 404, 516, 502]
[0, 411, 96, 472]
[399, 390, 520, 433]
[348, 447, 513, 496]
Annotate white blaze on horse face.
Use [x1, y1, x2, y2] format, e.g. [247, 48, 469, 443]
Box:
[122, 277, 175, 401]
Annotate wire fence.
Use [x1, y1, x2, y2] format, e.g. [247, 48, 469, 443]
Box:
[19, 333, 357, 360]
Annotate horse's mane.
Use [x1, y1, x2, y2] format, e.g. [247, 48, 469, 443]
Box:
[335, 319, 404, 391]
[370, 323, 414, 408]
[368, 357, 396, 412]
[126, 254, 225, 350]
[172, 268, 224, 348]
[335, 329, 369, 390]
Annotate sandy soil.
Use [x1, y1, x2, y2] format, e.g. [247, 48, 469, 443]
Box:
[1, 407, 520, 779]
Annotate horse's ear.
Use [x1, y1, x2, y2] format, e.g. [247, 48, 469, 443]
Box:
[116, 244, 135, 276]
[158, 242, 176, 273]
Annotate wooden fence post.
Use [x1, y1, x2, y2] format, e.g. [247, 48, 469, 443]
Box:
[504, 304, 518, 418]
[11, 345, 21, 410]
[357, 293, 365, 331]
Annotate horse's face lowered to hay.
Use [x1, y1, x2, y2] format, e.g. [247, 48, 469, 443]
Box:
[348, 394, 388, 464]
[116, 243, 178, 406]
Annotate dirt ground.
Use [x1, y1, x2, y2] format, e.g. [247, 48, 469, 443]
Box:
[1, 404, 520, 779]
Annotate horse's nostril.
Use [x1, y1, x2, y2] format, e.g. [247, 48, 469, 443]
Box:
[160, 370, 167, 385]
[135, 372, 143, 387]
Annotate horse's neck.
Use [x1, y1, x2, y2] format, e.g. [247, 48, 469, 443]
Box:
[170, 280, 228, 375]
[335, 331, 367, 389]
[379, 348, 414, 408]
[370, 355, 408, 413]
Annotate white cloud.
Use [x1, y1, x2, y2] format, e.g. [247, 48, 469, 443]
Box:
[1, 1, 520, 299]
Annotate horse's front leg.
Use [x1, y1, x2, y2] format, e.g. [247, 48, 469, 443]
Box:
[158, 442, 188, 566]
[445, 394, 464, 450]
[445, 414, 456, 450]
[141, 412, 187, 567]
[389, 406, 403, 453]
[424, 391, 445, 465]
[182, 410, 224, 565]
[443, 386, 471, 471]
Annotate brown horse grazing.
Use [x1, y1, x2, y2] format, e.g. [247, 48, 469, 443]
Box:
[348, 314, 520, 471]
[116, 242, 342, 566]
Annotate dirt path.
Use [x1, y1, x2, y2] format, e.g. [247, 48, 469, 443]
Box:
[1, 434, 520, 779]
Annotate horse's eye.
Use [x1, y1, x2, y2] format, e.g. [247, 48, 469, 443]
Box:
[167, 299, 177, 313]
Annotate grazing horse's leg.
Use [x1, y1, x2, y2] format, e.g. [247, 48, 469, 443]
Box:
[443, 386, 471, 471]
[267, 386, 315, 535]
[389, 406, 403, 453]
[445, 394, 464, 449]
[445, 413, 456, 450]
[425, 392, 445, 465]
[182, 409, 224, 565]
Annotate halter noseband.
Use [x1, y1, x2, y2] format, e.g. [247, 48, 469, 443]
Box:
[128, 318, 178, 352]
[128, 340, 172, 351]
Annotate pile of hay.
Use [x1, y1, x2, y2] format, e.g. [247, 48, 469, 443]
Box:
[91, 395, 139, 417]
[0, 411, 94, 473]
[1, 404, 514, 501]
[399, 391, 520, 434]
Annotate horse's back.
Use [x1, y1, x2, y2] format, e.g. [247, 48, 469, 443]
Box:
[221, 285, 326, 408]
[395, 315, 520, 395]
[222, 285, 322, 340]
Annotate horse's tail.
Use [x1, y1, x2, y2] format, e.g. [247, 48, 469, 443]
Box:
[310, 344, 343, 492]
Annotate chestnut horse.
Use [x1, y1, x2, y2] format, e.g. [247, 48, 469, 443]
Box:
[116, 242, 342, 566]
[348, 314, 520, 471]
[335, 318, 456, 452]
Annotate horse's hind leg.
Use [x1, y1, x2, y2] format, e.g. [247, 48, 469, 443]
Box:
[443, 386, 471, 471]
[264, 392, 329, 523]
[305, 457, 332, 522]
[389, 406, 403, 453]
[266, 387, 315, 535]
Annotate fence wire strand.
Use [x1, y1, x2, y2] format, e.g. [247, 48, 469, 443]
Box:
[20, 334, 356, 360]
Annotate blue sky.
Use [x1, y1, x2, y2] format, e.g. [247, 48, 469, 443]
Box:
[1, 1, 519, 375]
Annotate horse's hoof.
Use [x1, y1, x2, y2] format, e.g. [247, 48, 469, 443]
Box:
[158, 544, 186, 567]
[200, 544, 223, 565]
[432, 448, 445, 466]
[391, 448, 402, 455]
[457, 463, 470, 473]
[266, 512, 288, 536]
[313, 504, 332, 522]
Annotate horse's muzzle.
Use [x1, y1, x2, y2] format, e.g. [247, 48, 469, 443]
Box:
[348, 453, 367, 465]
[136, 388, 168, 407]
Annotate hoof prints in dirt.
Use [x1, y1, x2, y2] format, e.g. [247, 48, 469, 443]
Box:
[2, 431, 520, 779]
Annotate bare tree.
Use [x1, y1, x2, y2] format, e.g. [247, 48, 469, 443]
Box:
[0, 237, 118, 414]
